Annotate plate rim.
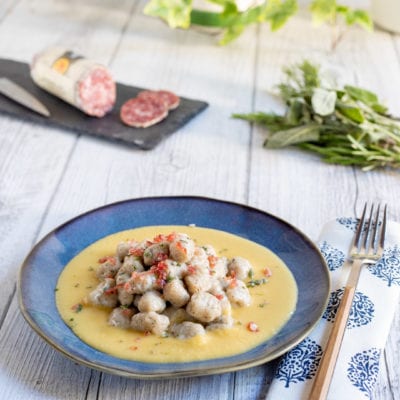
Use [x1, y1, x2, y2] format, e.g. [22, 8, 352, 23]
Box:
[17, 195, 331, 378]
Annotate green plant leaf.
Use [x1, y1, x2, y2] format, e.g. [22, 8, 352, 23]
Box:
[144, 0, 193, 29]
[265, 124, 320, 148]
[219, 24, 245, 45]
[371, 103, 388, 114]
[286, 99, 304, 124]
[312, 88, 337, 116]
[310, 0, 337, 24]
[232, 112, 289, 132]
[345, 9, 373, 31]
[300, 60, 320, 89]
[335, 5, 349, 14]
[234, 60, 400, 169]
[344, 85, 378, 105]
[263, 0, 298, 31]
[336, 101, 364, 123]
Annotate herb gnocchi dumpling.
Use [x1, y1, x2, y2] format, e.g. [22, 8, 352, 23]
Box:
[87, 231, 262, 339]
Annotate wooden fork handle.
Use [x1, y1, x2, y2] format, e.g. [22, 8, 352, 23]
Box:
[309, 285, 356, 400]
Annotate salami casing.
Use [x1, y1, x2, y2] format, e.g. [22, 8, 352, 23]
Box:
[30, 47, 116, 117]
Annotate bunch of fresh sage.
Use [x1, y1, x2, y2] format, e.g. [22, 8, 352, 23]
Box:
[233, 61, 400, 170]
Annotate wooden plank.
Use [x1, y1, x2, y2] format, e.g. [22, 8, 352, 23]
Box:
[0, 0, 20, 23]
[247, 14, 400, 399]
[0, 297, 93, 400]
[0, 0, 138, 398]
[34, 2, 257, 398]
[0, 117, 75, 323]
[0, 1, 257, 399]
[98, 373, 234, 400]
[234, 363, 279, 400]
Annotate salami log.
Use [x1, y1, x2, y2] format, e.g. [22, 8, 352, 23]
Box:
[138, 90, 180, 110]
[30, 47, 116, 117]
[120, 97, 168, 128]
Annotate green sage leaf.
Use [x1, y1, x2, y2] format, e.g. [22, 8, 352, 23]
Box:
[265, 124, 320, 148]
[286, 99, 304, 124]
[371, 103, 388, 115]
[312, 88, 337, 116]
[336, 101, 364, 123]
[344, 85, 378, 105]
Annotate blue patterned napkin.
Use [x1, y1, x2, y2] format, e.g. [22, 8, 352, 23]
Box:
[266, 218, 400, 399]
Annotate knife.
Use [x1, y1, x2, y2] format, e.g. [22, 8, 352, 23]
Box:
[0, 77, 50, 117]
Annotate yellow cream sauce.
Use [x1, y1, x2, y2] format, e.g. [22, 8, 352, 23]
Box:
[56, 226, 297, 363]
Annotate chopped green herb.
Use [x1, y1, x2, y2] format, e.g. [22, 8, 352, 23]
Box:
[71, 303, 83, 313]
[54, 288, 59, 292]
[248, 269, 254, 279]
[74, 283, 80, 288]
[247, 278, 268, 287]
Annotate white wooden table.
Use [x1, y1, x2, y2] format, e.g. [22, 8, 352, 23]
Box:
[0, 1, 399, 399]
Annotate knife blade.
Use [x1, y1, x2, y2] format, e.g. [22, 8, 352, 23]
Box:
[0, 77, 50, 117]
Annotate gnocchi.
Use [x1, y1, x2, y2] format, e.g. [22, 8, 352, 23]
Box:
[87, 232, 255, 339]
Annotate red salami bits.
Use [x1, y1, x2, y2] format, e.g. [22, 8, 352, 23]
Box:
[120, 97, 168, 128]
[263, 267, 272, 277]
[247, 321, 259, 332]
[138, 90, 180, 110]
[120, 89, 180, 128]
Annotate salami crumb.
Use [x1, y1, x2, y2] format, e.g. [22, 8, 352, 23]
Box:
[120, 97, 168, 128]
[138, 90, 180, 110]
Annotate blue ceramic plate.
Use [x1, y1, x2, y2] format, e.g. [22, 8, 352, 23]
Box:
[18, 196, 330, 378]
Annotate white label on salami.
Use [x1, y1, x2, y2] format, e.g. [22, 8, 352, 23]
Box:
[30, 46, 104, 110]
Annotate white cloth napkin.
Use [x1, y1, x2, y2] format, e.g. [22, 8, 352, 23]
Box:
[266, 218, 400, 400]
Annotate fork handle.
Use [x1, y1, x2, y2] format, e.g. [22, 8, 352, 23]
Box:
[308, 285, 357, 400]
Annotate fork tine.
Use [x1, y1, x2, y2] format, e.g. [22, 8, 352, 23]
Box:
[362, 204, 375, 253]
[377, 204, 387, 257]
[350, 202, 367, 255]
[368, 204, 380, 256]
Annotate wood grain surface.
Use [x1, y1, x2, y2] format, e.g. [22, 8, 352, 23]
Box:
[0, 1, 399, 399]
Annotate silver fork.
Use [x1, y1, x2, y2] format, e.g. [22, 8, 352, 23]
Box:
[309, 203, 387, 400]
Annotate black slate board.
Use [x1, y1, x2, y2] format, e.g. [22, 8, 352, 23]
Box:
[0, 59, 208, 150]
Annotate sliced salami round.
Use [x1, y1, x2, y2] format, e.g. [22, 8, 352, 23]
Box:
[138, 90, 180, 110]
[120, 97, 168, 128]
